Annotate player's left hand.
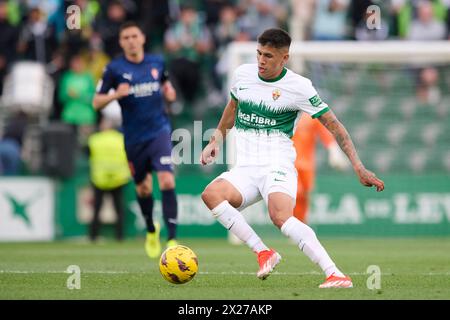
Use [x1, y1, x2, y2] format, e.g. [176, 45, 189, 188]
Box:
[355, 166, 385, 192]
[163, 82, 176, 102]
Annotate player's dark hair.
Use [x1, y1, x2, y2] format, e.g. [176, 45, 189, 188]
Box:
[119, 21, 144, 35]
[257, 28, 291, 49]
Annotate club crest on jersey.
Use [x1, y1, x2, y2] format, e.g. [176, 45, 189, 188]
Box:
[151, 68, 159, 79]
[272, 89, 281, 101]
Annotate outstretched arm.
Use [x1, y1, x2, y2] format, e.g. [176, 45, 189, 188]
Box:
[318, 110, 385, 192]
[200, 98, 237, 165]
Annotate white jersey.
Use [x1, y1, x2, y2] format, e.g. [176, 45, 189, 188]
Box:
[230, 64, 330, 167]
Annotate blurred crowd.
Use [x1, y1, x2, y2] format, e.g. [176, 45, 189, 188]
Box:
[0, 0, 449, 176]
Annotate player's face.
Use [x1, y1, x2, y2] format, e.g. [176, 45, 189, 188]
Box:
[257, 44, 289, 79]
[119, 26, 145, 56]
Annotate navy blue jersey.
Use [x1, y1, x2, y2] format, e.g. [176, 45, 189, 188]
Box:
[97, 54, 171, 146]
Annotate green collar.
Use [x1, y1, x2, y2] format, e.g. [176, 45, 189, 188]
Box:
[258, 67, 287, 82]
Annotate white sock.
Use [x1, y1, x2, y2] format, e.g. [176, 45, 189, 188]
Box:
[212, 200, 269, 253]
[281, 216, 344, 277]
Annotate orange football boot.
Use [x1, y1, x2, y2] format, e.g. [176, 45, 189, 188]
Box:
[319, 273, 353, 288]
[256, 249, 282, 280]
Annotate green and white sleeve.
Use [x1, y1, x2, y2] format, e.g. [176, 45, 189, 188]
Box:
[298, 80, 330, 118]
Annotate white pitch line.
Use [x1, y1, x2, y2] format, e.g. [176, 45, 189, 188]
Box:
[1, 270, 449, 276]
[199, 271, 450, 276]
[0, 270, 131, 274]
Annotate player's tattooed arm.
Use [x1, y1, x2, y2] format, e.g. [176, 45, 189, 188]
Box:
[318, 110, 385, 192]
[318, 110, 361, 169]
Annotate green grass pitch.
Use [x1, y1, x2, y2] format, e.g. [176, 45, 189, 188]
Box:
[1, 238, 449, 300]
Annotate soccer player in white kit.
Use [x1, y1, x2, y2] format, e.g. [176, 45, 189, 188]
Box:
[200, 28, 385, 288]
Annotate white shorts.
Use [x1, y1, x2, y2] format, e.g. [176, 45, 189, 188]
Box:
[211, 165, 298, 210]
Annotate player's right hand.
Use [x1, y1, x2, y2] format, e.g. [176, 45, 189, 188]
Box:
[116, 83, 130, 99]
[200, 141, 219, 165]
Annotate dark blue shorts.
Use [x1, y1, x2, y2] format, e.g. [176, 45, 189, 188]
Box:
[125, 130, 173, 184]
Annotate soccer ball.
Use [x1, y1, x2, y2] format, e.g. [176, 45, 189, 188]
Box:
[159, 245, 198, 284]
